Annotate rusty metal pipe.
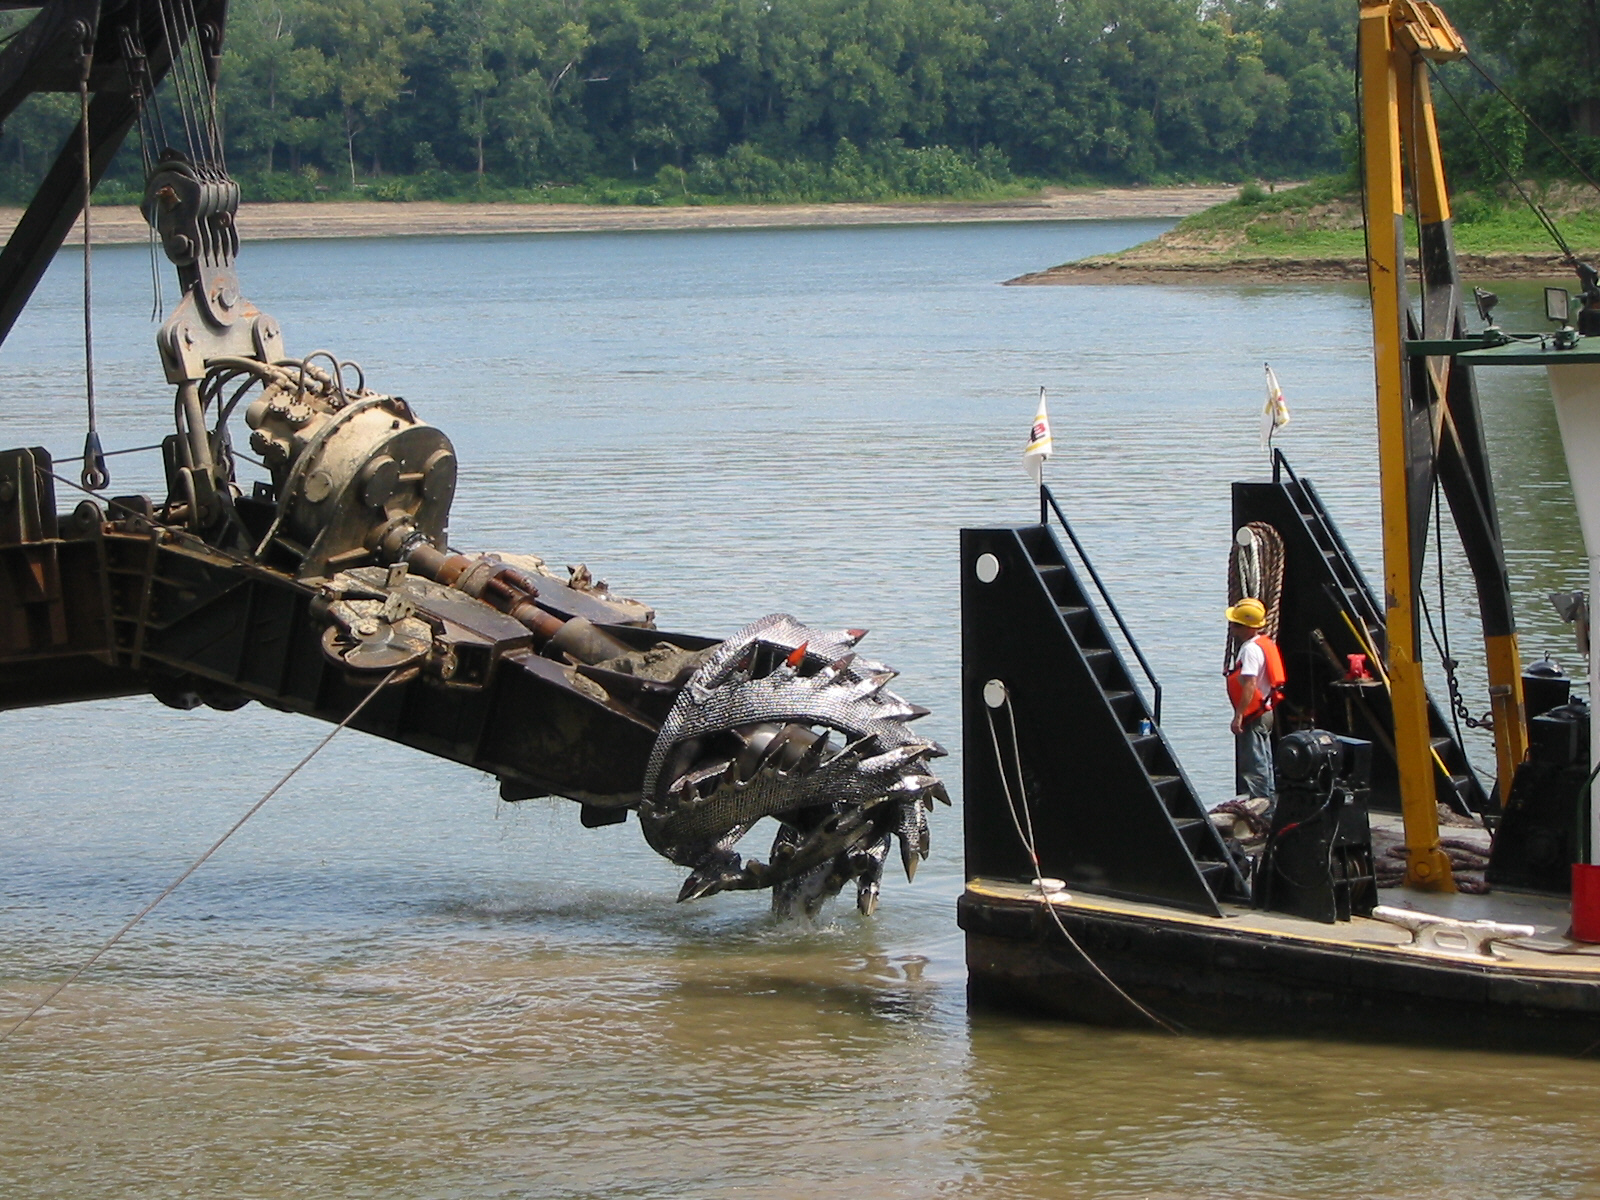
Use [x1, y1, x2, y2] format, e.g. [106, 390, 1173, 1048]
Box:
[391, 533, 628, 664]
[178, 380, 214, 475]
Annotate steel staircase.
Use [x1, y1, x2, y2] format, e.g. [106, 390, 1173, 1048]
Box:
[962, 501, 1248, 916]
[1020, 524, 1248, 903]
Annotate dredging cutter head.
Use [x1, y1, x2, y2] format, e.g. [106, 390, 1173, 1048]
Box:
[641, 615, 948, 917]
[230, 353, 945, 918]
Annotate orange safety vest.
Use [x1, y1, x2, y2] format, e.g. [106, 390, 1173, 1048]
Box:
[1225, 633, 1286, 721]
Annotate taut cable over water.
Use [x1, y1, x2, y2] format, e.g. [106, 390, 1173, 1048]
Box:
[1, 666, 403, 1043]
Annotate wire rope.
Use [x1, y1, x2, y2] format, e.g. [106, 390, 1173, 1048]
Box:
[77, 52, 108, 491]
[0, 667, 404, 1044]
[56, 442, 165, 464]
[1462, 55, 1600, 202]
[153, 0, 200, 163]
[981, 694, 1181, 1035]
[1428, 63, 1579, 267]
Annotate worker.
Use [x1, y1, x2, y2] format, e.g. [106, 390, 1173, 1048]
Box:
[1225, 597, 1286, 804]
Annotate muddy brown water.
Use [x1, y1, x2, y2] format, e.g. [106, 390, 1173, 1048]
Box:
[2, 222, 1597, 1198]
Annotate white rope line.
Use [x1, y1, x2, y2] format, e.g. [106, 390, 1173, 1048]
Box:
[982, 694, 1180, 1034]
[1, 668, 402, 1043]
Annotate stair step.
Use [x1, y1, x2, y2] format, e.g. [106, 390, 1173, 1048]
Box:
[1103, 689, 1145, 730]
[1129, 732, 1169, 769]
[1174, 816, 1221, 853]
[1196, 864, 1228, 896]
[1058, 604, 1098, 638]
[1150, 774, 1190, 800]
[1034, 563, 1075, 602]
[1082, 647, 1122, 684]
[1150, 774, 1202, 817]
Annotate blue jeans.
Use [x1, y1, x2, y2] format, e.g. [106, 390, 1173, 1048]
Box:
[1235, 710, 1275, 801]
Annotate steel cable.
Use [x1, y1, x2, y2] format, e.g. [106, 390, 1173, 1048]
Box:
[1428, 64, 1578, 267]
[77, 73, 108, 492]
[981, 693, 1181, 1034]
[1225, 521, 1284, 669]
[0, 667, 403, 1044]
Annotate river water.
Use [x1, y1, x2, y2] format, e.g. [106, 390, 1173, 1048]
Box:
[3, 219, 1599, 1199]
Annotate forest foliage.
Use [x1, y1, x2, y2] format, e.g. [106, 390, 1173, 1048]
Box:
[0, 0, 1587, 205]
[0, 0, 1361, 203]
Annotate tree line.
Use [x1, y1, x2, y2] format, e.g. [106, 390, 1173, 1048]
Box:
[0, 0, 1586, 204]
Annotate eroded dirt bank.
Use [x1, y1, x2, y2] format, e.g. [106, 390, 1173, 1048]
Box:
[11, 185, 1241, 246]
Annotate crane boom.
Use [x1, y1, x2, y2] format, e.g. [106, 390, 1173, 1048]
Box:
[1359, 0, 1531, 890]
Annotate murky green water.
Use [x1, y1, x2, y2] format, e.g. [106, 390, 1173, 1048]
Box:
[2, 222, 1597, 1198]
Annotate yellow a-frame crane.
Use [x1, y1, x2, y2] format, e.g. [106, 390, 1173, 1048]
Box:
[1359, 0, 1531, 891]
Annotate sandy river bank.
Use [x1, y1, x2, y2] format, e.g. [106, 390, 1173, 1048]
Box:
[8, 185, 1239, 246]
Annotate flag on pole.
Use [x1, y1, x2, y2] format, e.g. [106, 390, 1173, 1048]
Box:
[1023, 387, 1053, 485]
[1260, 363, 1290, 451]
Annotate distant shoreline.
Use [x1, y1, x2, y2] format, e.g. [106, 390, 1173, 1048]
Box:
[14, 186, 1240, 246]
[1006, 252, 1585, 285]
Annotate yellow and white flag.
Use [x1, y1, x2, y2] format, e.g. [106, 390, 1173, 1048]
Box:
[1023, 387, 1053, 485]
[1260, 363, 1290, 451]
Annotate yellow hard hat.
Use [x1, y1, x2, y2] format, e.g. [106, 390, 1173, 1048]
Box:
[1225, 598, 1267, 629]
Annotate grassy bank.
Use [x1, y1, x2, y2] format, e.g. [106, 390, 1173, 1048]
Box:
[90, 168, 1041, 210]
[80, 141, 1271, 211]
[1012, 176, 1600, 282]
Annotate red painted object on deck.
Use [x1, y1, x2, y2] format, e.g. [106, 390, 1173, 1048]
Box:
[1571, 864, 1600, 943]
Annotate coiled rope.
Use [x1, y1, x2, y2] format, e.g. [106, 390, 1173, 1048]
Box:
[1225, 521, 1285, 669]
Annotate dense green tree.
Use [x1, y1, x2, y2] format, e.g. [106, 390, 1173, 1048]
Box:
[0, 0, 1457, 202]
[296, 0, 430, 184]
[1450, 0, 1600, 137]
[222, 0, 333, 174]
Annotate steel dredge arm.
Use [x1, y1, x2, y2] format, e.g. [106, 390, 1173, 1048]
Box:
[0, 4, 948, 917]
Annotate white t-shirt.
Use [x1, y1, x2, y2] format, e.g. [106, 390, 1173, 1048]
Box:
[1236, 638, 1266, 698]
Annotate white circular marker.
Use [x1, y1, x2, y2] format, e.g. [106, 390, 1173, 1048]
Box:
[982, 679, 1007, 709]
[975, 553, 1000, 583]
[1032, 878, 1067, 894]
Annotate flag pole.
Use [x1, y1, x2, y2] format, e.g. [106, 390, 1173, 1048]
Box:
[1024, 386, 1054, 526]
[1261, 362, 1290, 461]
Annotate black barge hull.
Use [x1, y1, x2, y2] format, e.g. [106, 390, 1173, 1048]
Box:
[960, 885, 1600, 1054]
